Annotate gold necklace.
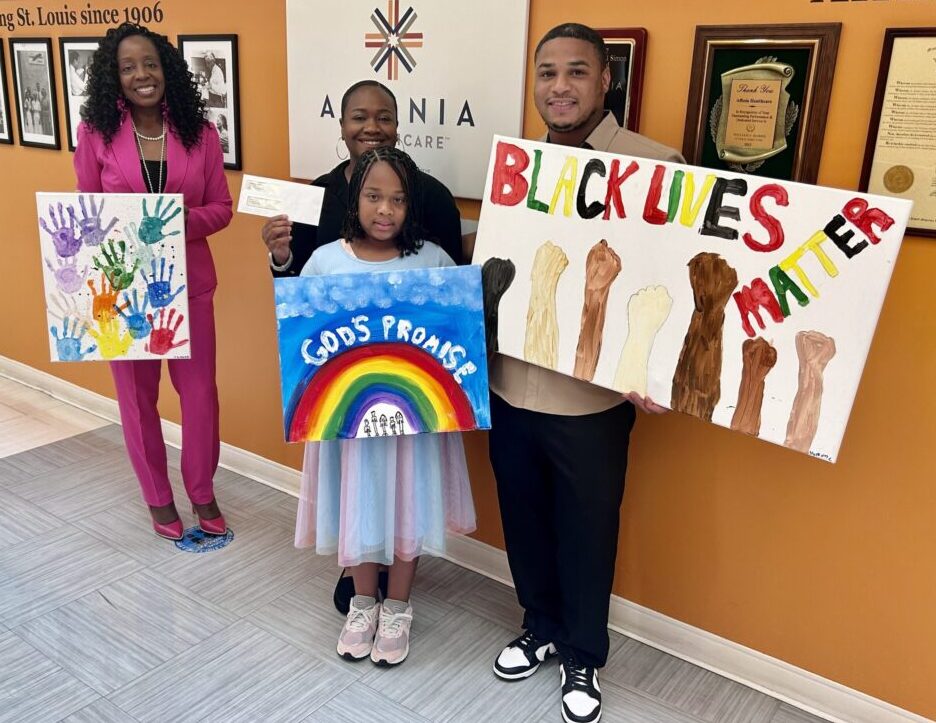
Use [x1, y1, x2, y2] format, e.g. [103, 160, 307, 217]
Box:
[131, 116, 166, 193]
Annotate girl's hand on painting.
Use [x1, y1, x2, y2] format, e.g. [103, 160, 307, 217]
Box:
[624, 391, 668, 415]
[262, 214, 293, 264]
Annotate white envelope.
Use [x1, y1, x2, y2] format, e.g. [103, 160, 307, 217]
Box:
[237, 175, 324, 226]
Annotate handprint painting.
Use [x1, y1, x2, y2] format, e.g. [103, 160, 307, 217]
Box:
[37, 192, 190, 362]
[473, 137, 914, 462]
[274, 266, 491, 442]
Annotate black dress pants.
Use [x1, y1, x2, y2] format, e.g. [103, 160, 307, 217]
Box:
[488, 393, 636, 668]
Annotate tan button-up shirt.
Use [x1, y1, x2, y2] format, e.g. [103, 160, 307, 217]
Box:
[489, 113, 685, 416]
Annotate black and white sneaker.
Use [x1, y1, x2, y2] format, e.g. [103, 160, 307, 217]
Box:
[493, 631, 557, 680]
[560, 657, 601, 723]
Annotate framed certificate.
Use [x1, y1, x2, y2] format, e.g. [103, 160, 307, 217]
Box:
[682, 24, 841, 184]
[860, 28, 936, 238]
[598, 28, 647, 132]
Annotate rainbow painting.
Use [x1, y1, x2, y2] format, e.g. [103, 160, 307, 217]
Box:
[274, 266, 490, 442]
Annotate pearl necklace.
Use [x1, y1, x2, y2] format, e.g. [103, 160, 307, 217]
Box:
[131, 116, 166, 194]
[133, 128, 166, 141]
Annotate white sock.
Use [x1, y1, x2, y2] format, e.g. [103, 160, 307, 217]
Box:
[352, 594, 377, 609]
[383, 598, 409, 614]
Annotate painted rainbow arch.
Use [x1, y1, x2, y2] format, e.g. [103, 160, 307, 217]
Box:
[286, 342, 476, 441]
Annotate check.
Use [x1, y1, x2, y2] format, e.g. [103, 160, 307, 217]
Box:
[237, 175, 325, 226]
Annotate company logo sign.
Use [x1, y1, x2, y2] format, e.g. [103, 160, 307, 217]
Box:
[365, 0, 423, 80]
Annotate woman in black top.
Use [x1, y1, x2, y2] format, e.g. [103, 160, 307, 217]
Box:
[262, 80, 463, 275]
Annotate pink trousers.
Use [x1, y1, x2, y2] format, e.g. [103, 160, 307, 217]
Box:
[110, 289, 219, 507]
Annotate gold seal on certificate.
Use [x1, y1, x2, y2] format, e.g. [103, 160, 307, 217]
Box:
[883, 165, 914, 194]
[709, 57, 799, 173]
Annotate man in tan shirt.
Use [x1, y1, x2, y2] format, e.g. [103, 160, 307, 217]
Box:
[489, 23, 682, 723]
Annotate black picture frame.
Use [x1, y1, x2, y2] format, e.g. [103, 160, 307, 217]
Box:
[9, 37, 61, 150]
[598, 28, 647, 133]
[58, 37, 102, 152]
[0, 43, 13, 144]
[178, 34, 241, 170]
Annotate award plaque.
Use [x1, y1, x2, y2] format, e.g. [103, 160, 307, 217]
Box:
[598, 28, 647, 132]
[682, 24, 841, 184]
[860, 28, 936, 238]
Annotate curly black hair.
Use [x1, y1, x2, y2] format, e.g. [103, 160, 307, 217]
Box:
[81, 22, 207, 150]
[341, 147, 429, 257]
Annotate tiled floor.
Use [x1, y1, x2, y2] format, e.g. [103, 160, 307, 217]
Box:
[0, 378, 828, 723]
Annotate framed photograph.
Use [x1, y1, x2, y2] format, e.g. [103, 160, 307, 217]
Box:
[598, 28, 647, 132]
[178, 34, 241, 170]
[9, 38, 61, 150]
[0, 43, 13, 144]
[860, 28, 936, 238]
[682, 24, 841, 184]
[59, 37, 102, 152]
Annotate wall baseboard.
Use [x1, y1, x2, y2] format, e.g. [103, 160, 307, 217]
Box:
[0, 355, 927, 723]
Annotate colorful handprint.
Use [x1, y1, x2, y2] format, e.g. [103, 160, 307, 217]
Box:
[45, 255, 89, 294]
[76, 195, 118, 247]
[142, 257, 186, 308]
[87, 315, 134, 359]
[123, 221, 157, 267]
[87, 274, 119, 322]
[146, 308, 188, 355]
[117, 289, 152, 339]
[40, 202, 81, 257]
[93, 239, 140, 291]
[50, 317, 96, 361]
[139, 197, 183, 244]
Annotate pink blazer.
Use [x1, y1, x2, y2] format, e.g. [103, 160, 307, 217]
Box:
[73, 116, 233, 297]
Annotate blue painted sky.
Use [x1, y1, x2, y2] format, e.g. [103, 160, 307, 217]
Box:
[275, 266, 484, 319]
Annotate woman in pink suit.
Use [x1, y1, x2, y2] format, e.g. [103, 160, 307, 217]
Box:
[74, 23, 232, 540]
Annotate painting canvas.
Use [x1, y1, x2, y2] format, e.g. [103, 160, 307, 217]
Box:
[473, 137, 913, 462]
[37, 192, 190, 362]
[275, 266, 490, 442]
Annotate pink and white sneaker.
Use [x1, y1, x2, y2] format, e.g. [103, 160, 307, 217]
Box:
[370, 601, 413, 666]
[337, 597, 380, 661]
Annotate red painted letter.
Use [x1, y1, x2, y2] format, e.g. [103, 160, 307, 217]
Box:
[642, 165, 669, 225]
[733, 278, 785, 337]
[842, 198, 895, 245]
[490, 142, 530, 206]
[602, 159, 640, 220]
[743, 184, 789, 252]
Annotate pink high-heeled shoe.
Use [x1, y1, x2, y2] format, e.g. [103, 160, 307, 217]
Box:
[192, 503, 227, 535]
[152, 518, 184, 541]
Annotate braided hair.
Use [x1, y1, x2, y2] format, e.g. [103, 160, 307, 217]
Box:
[81, 22, 207, 150]
[341, 146, 431, 257]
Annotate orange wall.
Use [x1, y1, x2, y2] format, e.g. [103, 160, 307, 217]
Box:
[2, 1, 935, 717]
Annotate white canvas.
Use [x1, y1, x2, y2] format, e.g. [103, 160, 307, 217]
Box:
[37, 192, 190, 362]
[473, 137, 914, 462]
[286, 0, 529, 199]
